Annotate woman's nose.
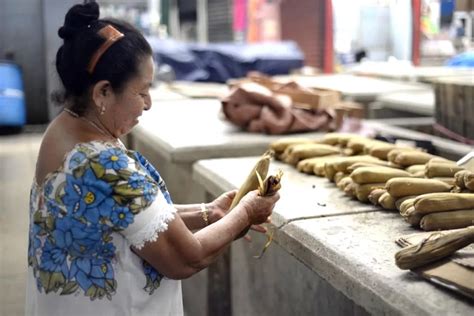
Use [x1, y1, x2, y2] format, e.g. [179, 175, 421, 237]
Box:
[144, 96, 152, 111]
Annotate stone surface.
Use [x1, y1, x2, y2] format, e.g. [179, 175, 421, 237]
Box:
[193, 156, 474, 315]
[287, 212, 474, 315]
[376, 89, 435, 116]
[348, 64, 474, 82]
[193, 157, 379, 226]
[274, 74, 428, 103]
[132, 98, 324, 163]
[231, 235, 369, 316]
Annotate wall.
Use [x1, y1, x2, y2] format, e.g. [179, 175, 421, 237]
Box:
[42, 0, 78, 121]
[0, 0, 48, 124]
[389, 0, 413, 61]
[280, 0, 326, 68]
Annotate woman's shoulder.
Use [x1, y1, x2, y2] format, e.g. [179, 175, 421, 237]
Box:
[36, 123, 135, 187]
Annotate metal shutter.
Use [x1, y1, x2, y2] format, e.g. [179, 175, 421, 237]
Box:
[207, 0, 233, 42]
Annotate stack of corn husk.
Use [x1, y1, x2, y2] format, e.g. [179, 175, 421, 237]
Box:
[403, 192, 474, 231]
[269, 134, 470, 216]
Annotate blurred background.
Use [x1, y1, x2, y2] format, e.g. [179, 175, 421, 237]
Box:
[0, 0, 472, 126]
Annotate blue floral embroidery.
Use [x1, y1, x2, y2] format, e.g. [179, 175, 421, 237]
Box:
[28, 144, 163, 300]
[99, 148, 128, 170]
[39, 240, 69, 276]
[143, 261, 163, 295]
[128, 172, 146, 189]
[69, 151, 87, 169]
[131, 151, 173, 294]
[134, 152, 172, 204]
[62, 169, 114, 223]
[111, 206, 133, 229]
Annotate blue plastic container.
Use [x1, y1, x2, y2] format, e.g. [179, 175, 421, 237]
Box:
[0, 61, 26, 127]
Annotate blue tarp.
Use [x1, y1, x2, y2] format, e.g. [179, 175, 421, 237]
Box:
[146, 37, 304, 83]
[445, 51, 474, 67]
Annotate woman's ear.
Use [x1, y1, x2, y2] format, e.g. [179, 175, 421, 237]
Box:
[91, 80, 113, 112]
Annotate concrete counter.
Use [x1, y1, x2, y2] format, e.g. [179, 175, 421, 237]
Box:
[348, 63, 473, 83]
[372, 89, 435, 117]
[275, 74, 428, 104]
[130, 97, 324, 203]
[193, 157, 474, 315]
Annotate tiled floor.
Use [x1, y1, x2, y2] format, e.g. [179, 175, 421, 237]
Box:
[0, 132, 42, 316]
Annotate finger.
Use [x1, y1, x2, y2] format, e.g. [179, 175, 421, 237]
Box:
[250, 225, 267, 233]
[244, 235, 252, 242]
[265, 216, 272, 223]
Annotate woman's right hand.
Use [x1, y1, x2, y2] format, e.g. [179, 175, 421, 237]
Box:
[238, 190, 280, 225]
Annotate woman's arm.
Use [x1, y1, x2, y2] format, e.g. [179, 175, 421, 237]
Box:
[174, 203, 212, 230]
[174, 190, 237, 230]
[133, 190, 278, 280]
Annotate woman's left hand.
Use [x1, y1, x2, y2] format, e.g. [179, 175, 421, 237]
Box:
[207, 190, 237, 224]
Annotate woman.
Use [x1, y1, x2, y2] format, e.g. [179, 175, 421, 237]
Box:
[26, 2, 279, 315]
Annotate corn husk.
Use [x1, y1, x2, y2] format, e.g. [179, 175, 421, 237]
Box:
[420, 210, 474, 231]
[406, 164, 426, 174]
[395, 226, 474, 270]
[283, 143, 341, 165]
[394, 151, 436, 167]
[230, 150, 273, 209]
[350, 166, 411, 185]
[402, 206, 423, 226]
[395, 195, 418, 212]
[354, 183, 386, 203]
[368, 189, 387, 206]
[454, 170, 472, 189]
[413, 193, 474, 215]
[269, 137, 315, 154]
[385, 177, 453, 198]
[379, 192, 396, 210]
[425, 162, 464, 178]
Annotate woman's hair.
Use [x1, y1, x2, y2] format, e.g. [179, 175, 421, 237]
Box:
[54, 1, 152, 115]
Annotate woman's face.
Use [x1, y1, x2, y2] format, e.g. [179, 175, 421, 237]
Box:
[106, 55, 154, 137]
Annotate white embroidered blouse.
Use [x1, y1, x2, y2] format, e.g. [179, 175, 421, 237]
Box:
[26, 141, 183, 316]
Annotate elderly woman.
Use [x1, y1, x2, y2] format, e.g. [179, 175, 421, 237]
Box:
[26, 2, 279, 315]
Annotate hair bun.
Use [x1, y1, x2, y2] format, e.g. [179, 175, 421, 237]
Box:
[58, 2, 100, 40]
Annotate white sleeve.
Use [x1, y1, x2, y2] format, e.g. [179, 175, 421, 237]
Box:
[122, 190, 177, 249]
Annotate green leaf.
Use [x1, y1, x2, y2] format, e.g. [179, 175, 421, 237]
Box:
[73, 165, 87, 179]
[45, 216, 55, 231]
[91, 162, 105, 179]
[114, 184, 144, 198]
[102, 174, 121, 183]
[117, 169, 132, 179]
[105, 279, 117, 293]
[39, 270, 65, 294]
[96, 287, 106, 300]
[86, 285, 98, 299]
[129, 203, 143, 214]
[33, 211, 44, 224]
[60, 281, 79, 295]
